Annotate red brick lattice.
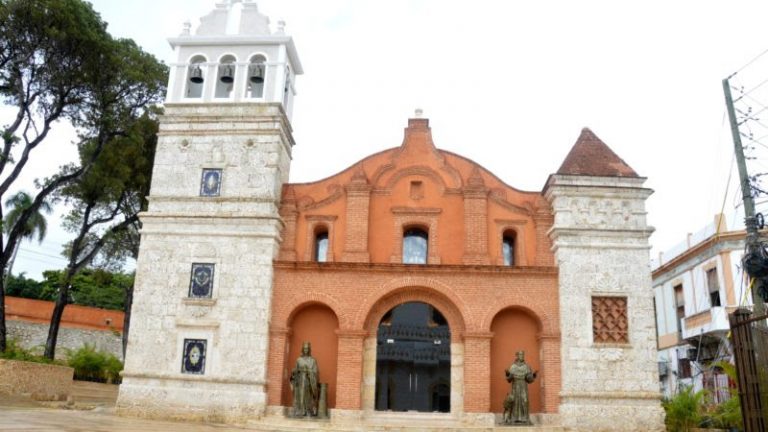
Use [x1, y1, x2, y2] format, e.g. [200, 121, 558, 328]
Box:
[591, 296, 628, 343]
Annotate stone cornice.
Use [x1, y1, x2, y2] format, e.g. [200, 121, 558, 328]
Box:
[273, 260, 558, 276]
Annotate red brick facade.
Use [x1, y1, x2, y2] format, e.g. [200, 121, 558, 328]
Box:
[269, 117, 560, 415]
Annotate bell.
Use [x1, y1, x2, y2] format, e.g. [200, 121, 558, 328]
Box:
[249, 64, 264, 84]
[219, 65, 234, 84]
[189, 66, 204, 84]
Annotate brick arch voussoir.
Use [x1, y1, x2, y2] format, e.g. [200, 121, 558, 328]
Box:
[280, 291, 348, 329]
[356, 277, 469, 342]
[480, 302, 553, 336]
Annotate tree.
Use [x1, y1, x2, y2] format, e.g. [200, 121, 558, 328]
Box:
[0, 0, 166, 352]
[3, 191, 53, 283]
[43, 111, 159, 359]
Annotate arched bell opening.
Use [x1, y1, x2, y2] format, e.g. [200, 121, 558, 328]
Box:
[489, 307, 542, 415]
[374, 302, 450, 413]
[185, 55, 207, 98]
[246, 54, 267, 99]
[282, 303, 339, 409]
[215, 54, 237, 99]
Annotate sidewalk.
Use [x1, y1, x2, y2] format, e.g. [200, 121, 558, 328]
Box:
[0, 395, 253, 432]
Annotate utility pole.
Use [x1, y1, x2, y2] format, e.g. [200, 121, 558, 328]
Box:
[723, 76, 768, 432]
[723, 77, 766, 317]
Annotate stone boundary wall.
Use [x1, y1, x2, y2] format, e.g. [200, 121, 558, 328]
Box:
[0, 359, 73, 400]
[8, 320, 123, 361]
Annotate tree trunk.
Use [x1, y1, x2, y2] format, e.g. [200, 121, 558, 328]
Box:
[4, 241, 20, 288]
[122, 283, 133, 359]
[44, 271, 75, 360]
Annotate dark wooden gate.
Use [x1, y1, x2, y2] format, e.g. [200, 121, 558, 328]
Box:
[729, 308, 768, 432]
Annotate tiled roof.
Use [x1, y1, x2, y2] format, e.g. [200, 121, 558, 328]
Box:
[556, 128, 638, 177]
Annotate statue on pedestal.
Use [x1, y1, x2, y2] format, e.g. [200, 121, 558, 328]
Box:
[503, 350, 537, 425]
[290, 341, 319, 417]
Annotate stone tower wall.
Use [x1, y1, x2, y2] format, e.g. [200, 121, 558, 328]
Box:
[116, 103, 293, 422]
[545, 174, 665, 432]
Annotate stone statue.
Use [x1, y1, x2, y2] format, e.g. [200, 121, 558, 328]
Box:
[503, 350, 537, 425]
[290, 341, 319, 417]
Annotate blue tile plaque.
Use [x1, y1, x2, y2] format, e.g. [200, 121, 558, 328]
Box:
[189, 263, 214, 298]
[182, 339, 206, 375]
[200, 168, 222, 196]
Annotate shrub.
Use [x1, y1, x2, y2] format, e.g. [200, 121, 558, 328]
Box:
[0, 339, 56, 364]
[66, 344, 123, 383]
[663, 385, 704, 432]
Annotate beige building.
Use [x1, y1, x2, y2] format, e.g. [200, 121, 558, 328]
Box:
[652, 214, 746, 399]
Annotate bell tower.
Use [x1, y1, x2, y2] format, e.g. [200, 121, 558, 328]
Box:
[117, 0, 302, 422]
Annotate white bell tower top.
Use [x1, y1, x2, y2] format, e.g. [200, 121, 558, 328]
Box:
[166, 0, 303, 119]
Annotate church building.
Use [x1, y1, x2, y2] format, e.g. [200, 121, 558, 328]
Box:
[116, 1, 665, 430]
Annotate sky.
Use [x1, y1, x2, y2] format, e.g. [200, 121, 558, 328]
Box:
[5, 0, 768, 280]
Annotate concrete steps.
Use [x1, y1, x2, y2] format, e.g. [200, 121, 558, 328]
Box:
[250, 414, 565, 432]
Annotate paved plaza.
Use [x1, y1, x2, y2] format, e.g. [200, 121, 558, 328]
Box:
[0, 395, 253, 432]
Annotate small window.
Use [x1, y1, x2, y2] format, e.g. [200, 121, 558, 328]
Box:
[678, 358, 692, 379]
[502, 232, 515, 266]
[215, 55, 236, 99]
[246, 55, 266, 99]
[314, 231, 328, 263]
[674, 284, 685, 336]
[591, 296, 628, 344]
[186, 55, 207, 98]
[706, 268, 721, 307]
[403, 228, 428, 264]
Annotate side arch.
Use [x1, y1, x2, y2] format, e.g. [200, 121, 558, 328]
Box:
[489, 307, 543, 415]
[274, 290, 348, 329]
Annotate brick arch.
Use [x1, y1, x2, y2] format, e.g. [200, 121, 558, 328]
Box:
[360, 286, 467, 343]
[277, 291, 348, 328]
[478, 302, 554, 337]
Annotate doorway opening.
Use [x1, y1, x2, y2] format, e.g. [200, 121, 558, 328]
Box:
[374, 302, 450, 412]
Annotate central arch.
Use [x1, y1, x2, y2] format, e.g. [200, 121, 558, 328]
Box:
[374, 302, 451, 413]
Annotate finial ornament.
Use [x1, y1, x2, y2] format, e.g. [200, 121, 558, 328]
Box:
[181, 20, 191, 36]
[415, 108, 424, 118]
[277, 20, 286, 34]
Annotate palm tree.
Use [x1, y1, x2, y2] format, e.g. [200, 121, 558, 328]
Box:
[3, 191, 53, 284]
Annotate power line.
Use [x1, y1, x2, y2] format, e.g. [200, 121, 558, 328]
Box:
[729, 47, 768, 78]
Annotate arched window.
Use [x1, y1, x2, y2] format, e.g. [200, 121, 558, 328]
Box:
[185, 55, 207, 98]
[215, 55, 236, 99]
[403, 228, 428, 264]
[246, 54, 266, 99]
[502, 231, 516, 266]
[314, 229, 329, 263]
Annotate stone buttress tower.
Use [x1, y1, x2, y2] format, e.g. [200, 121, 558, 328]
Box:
[544, 129, 665, 431]
[116, 0, 302, 422]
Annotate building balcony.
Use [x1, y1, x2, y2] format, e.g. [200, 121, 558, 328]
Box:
[681, 306, 735, 340]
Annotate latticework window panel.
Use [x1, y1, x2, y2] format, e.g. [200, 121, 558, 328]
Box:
[592, 296, 629, 343]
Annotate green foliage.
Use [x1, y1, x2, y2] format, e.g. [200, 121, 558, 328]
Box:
[5, 272, 45, 299]
[0, 339, 55, 364]
[662, 386, 704, 432]
[65, 343, 123, 383]
[3, 191, 53, 242]
[38, 269, 133, 310]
